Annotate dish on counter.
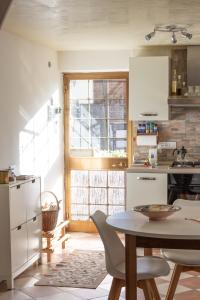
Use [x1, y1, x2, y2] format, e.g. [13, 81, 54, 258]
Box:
[133, 204, 181, 221]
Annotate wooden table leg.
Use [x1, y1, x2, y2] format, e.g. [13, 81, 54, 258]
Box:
[144, 248, 153, 256]
[125, 234, 137, 300]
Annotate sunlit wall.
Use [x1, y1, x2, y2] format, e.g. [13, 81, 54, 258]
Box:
[0, 30, 64, 216]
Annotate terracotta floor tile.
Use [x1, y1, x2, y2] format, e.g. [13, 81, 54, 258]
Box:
[187, 271, 200, 276]
[63, 287, 109, 299]
[0, 290, 32, 300]
[175, 290, 200, 300]
[155, 277, 169, 284]
[179, 276, 200, 289]
[21, 286, 62, 298]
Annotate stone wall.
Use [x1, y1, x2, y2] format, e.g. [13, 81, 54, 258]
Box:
[133, 107, 200, 162]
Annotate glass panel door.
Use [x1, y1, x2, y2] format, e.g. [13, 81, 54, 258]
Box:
[64, 73, 131, 232]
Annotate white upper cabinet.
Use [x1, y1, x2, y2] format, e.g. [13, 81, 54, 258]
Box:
[129, 56, 169, 121]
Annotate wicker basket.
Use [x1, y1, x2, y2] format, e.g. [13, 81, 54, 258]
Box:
[41, 191, 60, 232]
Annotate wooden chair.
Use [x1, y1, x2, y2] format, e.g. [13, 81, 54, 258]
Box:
[162, 199, 200, 300]
[91, 210, 170, 300]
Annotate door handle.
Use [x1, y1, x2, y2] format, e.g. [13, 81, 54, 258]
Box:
[112, 162, 127, 168]
[139, 113, 158, 117]
[137, 177, 156, 181]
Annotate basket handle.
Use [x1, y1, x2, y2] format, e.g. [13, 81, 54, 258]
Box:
[41, 191, 60, 211]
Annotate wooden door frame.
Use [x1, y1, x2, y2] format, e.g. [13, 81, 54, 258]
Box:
[63, 72, 132, 232]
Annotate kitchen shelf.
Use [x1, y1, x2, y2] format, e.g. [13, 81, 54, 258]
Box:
[137, 133, 158, 136]
[168, 96, 200, 107]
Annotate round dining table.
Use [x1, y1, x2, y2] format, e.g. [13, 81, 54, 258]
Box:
[106, 206, 200, 300]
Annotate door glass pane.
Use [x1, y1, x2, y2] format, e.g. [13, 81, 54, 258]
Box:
[71, 119, 89, 138]
[91, 119, 107, 137]
[109, 122, 127, 138]
[70, 80, 88, 100]
[108, 206, 124, 215]
[109, 139, 127, 152]
[89, 80, 106, 100]
[90, 205, 107, 215]
[71, 101, 89, 118]
[108, 188, 125, 205]
[90, 171, 107, 187]
[71, 188, 88, 204]
[90, 188, 107, 204]
[91, 138, 108, 152]
[108, 171, 125, 187]
[70, 170, 125, 220]
[69, 78, 127, 157]
[71, 138, 90, 148]
[109, 99, 126, 119]
[71, 204, 89, 215]
[107, 79, 126, 100]
[90, 101, 107, 118]
[71, 171, 88, 187]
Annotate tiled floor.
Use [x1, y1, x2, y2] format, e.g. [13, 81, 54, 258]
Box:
[0, 232, 200, 299]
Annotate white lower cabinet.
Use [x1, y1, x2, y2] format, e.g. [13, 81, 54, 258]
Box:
[0, 177, 41, 289]
[11, 224, 28, 273]
[27, 215, 42, 260]
[126, 173, 167, 210]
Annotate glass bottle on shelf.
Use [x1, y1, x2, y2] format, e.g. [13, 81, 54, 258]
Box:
[172, 69, 177, 95]
[182, 81, 188, 96]
[177, 75, 182, 96]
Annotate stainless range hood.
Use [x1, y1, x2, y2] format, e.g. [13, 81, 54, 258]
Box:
[187, 46, 200, 86]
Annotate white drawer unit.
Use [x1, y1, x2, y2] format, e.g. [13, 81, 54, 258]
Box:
[126, 172, 167, 210]
[26, 178, 41, 221]
[11, 224, 28, 273]
[0, 177, 41, 289]
[9, 184, 27, 229]
[27, 215, 42, 260]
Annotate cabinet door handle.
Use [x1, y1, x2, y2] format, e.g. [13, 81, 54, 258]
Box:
[137, 177, 156, 181]
[17, 225, 22, 230]
[33, 216, 37, 222]
[139, 113, 158, 117]
[16, 184, 20, 189]
[32, 179, 35, 183]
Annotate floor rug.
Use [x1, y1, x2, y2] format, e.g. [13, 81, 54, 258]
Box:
[35, 250, 107, 288]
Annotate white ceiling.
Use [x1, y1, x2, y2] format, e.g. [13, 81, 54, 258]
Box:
[3, 0, 200, 50]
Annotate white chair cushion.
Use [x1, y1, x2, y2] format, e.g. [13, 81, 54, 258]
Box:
[114, 256, 170, 280]
[162, 249, 200, 266]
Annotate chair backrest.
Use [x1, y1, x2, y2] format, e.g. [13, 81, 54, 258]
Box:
[90, 210, 125, 277]
[174, 199, 200, 207]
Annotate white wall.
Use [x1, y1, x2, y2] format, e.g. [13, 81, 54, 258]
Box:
[58, 47, 173, 72]
[58, 50, 132, 72]
[0, 30, 64, 201]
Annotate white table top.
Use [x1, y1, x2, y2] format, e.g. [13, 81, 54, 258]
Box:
[107, 207, 200, 240]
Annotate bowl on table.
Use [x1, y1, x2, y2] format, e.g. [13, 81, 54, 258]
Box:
[133, 204, 181, 221]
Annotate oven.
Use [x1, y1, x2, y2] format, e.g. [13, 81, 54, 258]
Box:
[168, 173, 200, 204]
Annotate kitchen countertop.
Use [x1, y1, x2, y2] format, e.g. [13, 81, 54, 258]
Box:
[127, 164, 200, 174]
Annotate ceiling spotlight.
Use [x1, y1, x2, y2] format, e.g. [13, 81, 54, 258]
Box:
[144, 24, 192, 44]
[171, 32, 177, 44]
[181, 31, 192, 39]
[145, 31, 155, 41]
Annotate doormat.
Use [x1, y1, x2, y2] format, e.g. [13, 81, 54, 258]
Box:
[35, 250, 107, 289]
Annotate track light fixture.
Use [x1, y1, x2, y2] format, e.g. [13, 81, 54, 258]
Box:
[145, 24, 192, 44]
[181, 31, 192, 39]
[145, 30, 155, 41]
[171, 32, 177, 44]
